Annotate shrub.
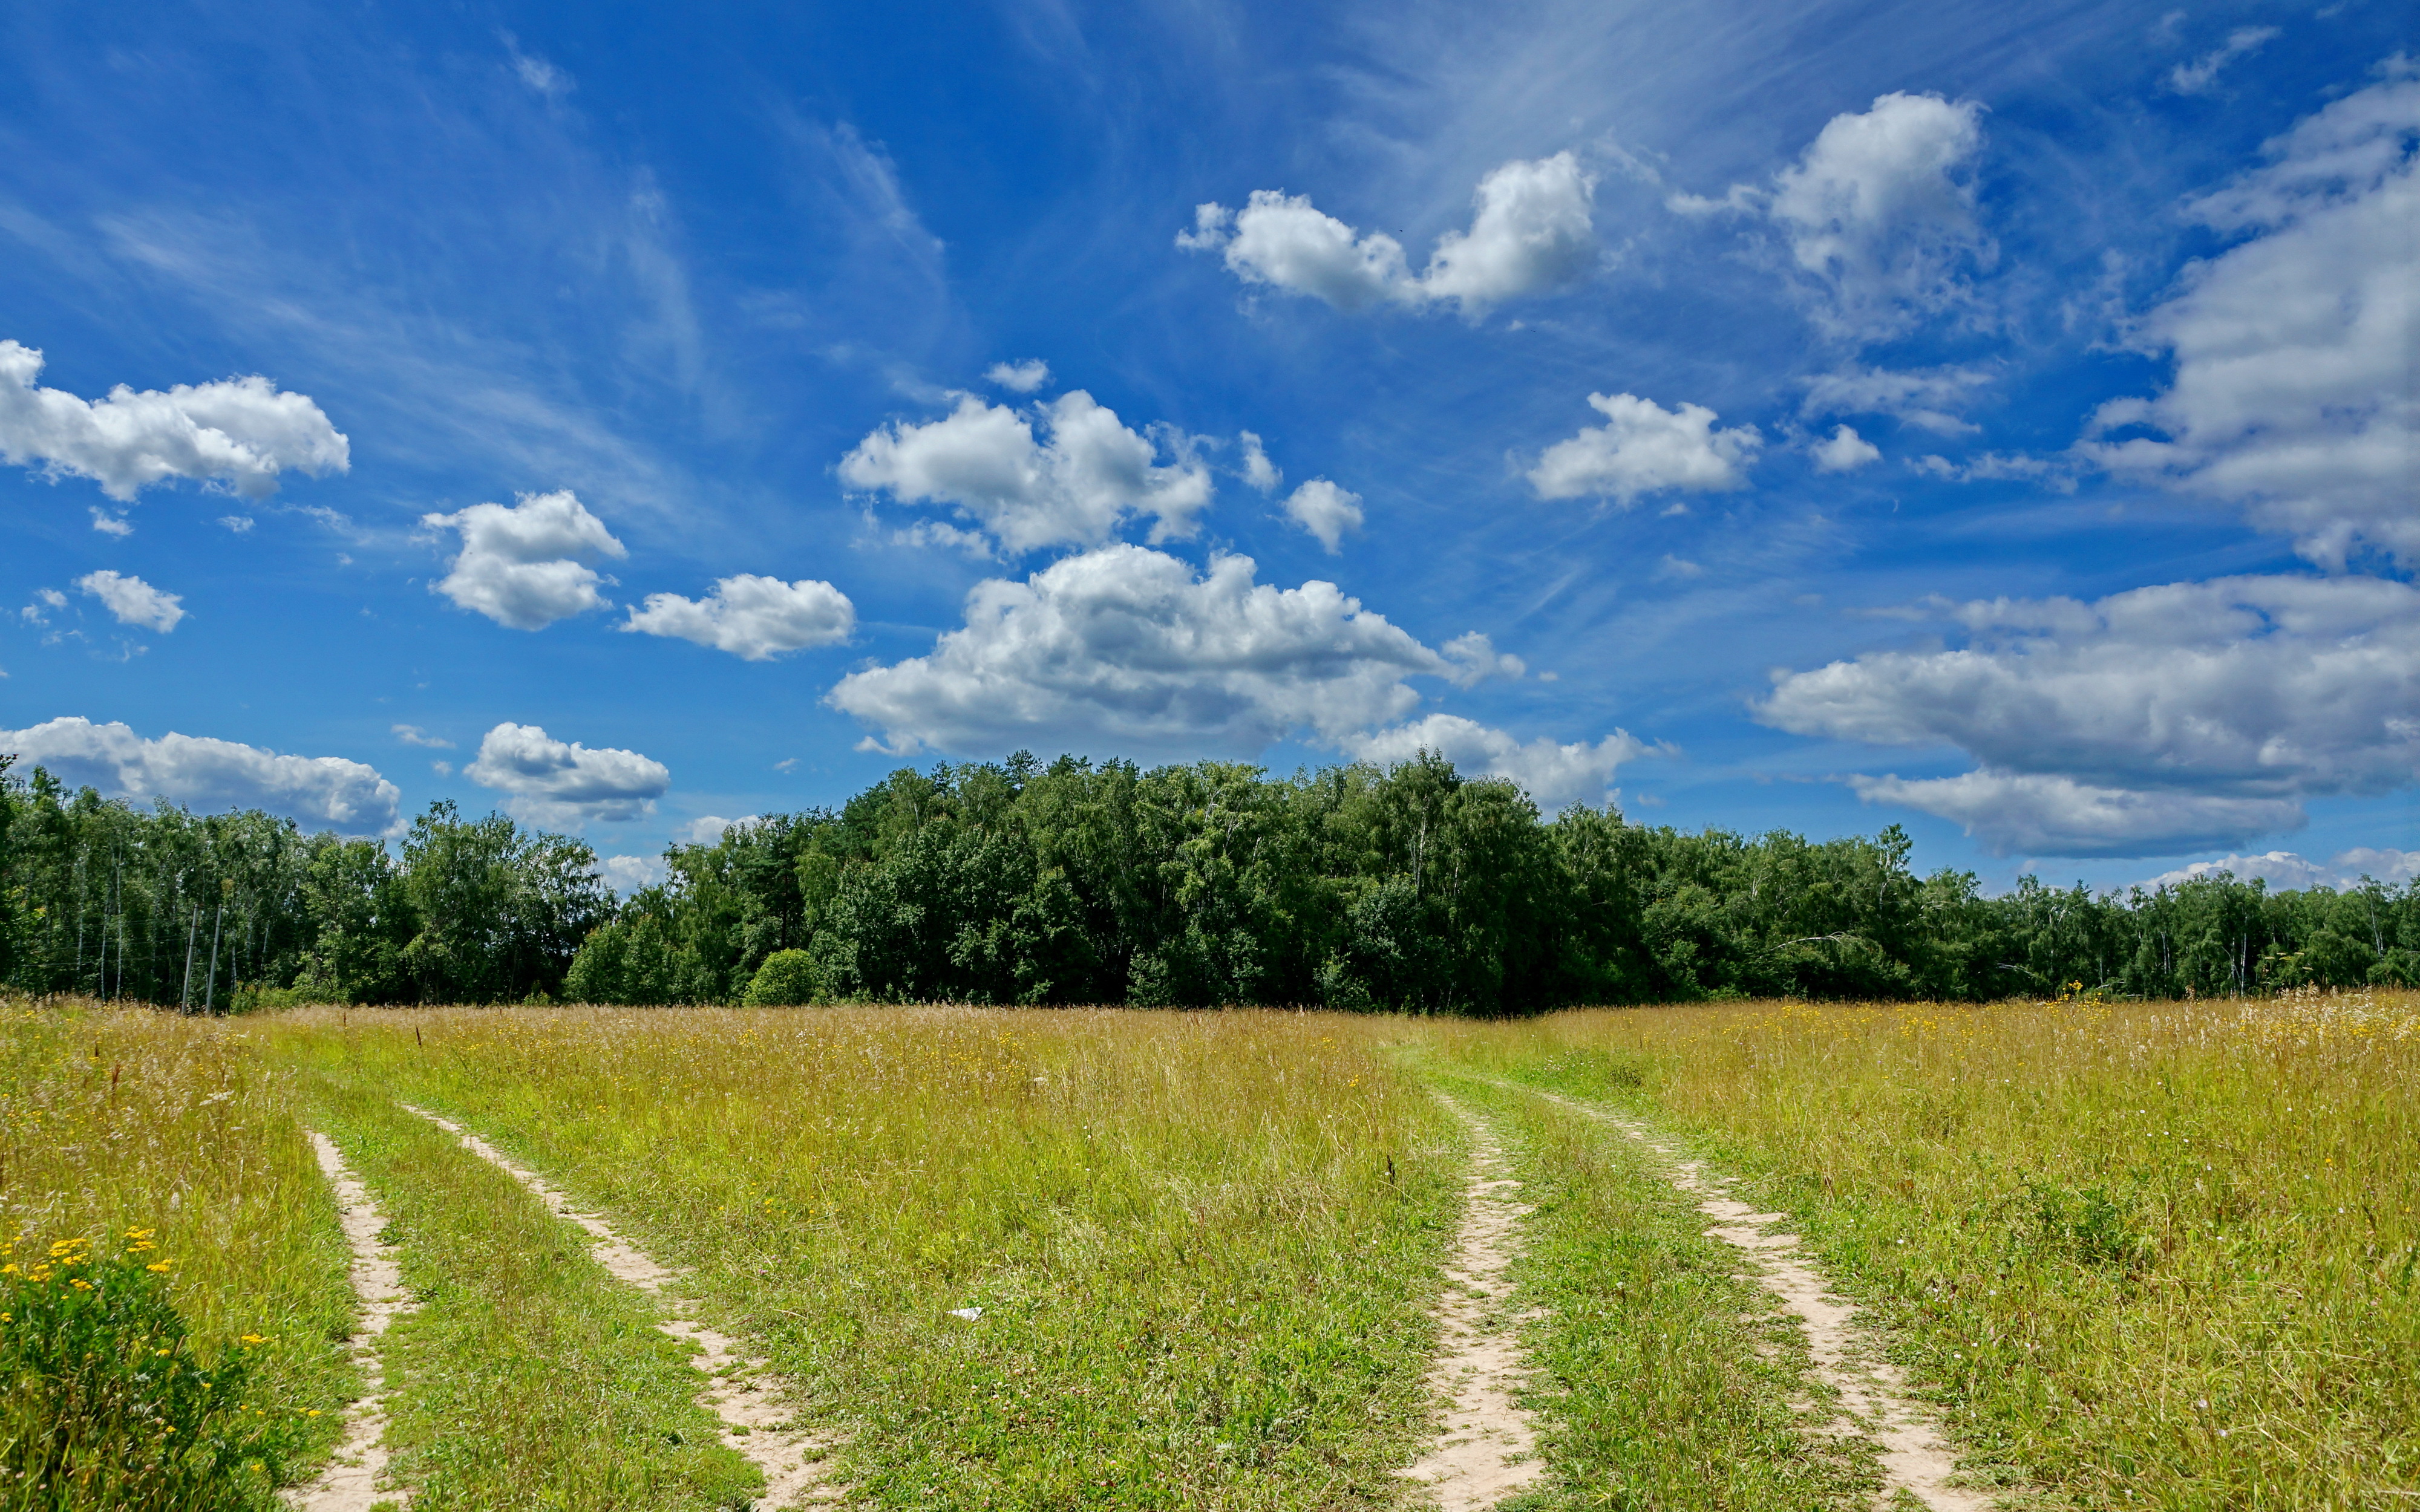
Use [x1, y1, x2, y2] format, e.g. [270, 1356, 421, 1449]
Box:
[0, 1233, 299, 1510]
[744, 949, 821, 1006]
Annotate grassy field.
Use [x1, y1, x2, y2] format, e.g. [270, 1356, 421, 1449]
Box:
[3, 990, 2413, 1510]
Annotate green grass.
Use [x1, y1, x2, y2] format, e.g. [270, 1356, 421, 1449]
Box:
[0, 1001, 353, 1507]
[1422, 1070, 1877, 1511]
[271, 1005, 1465, 1509]
[297, 1079, 760, 1511]
[1410, 993, 2420, 1510]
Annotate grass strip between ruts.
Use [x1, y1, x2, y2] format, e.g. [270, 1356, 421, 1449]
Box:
[1424, 1070, 1879, 1511]
[298, 1076, 760, 1511]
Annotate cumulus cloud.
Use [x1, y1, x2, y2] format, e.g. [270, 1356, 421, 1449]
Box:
[984, 359, 1050, 393]
[422, 489, 626, 630]
[1240, 431, 1281, 493]
[391, 723, 452, 748]
[1770, 93, 1990, 335]
[21, 587, 66, 625]
[1528, 393, 1761, 502]
[1180, 152, 1597, 316]
[2167, 26, 2280, 95]
[464, 722, 669, 827]
[0, 339, 348, 503]
[840, 391, 1212, 553]
[2079, 69, 2419, 567]
[1812, 425, 1882, 472]
[2143, 846, 2419, 891]
[1681, 96, 1990, 338]
[0, 715, 399, 835]
[1280, 478, 1364, 552]
[623, 574, 855, 660]
[75, 570, 185, 633]
[90, 508, 133, 536]
[1760, 573, 2420, 855]
[1346, 713, 1656, 809]
[831, 544, 1481, 755]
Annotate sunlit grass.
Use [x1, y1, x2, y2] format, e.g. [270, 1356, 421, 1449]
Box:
[269, 1005, 1464, 1509]
[1416, 991, 2420, 1510]
[0, 997, 354, 1503]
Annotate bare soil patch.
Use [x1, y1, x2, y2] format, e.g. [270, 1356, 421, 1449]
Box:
[285, 1131, 418, 1512]
[1396, 1098, 1543, 1510]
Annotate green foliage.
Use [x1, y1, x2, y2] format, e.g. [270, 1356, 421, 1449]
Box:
[0, 1236, 298, 1511]
[3, 743, 2413, 1008]
[741, 948, 819, 1005]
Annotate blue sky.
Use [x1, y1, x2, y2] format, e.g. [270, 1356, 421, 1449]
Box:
[1, 0, 2412, 894]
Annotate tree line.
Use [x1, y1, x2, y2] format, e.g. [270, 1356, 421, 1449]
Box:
[2, 751, 2412, 1011]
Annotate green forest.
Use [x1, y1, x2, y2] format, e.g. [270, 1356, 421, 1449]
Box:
[3, 749, 2413, 1011]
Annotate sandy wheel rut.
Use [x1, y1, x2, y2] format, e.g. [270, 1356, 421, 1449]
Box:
[286, 1131, 419, 1512]
[1397, 1097, 1543, 1509]
[1536, 1090, 2000, 1512]
[402, 1105, 837, 1508]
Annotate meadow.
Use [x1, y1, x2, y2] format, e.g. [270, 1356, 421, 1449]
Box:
[1, 989, 2412, 1510]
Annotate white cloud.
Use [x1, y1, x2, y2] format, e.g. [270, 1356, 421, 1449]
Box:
[1701, 94, 1989, 338]
[1849, 772, 2303, 858]
[0, 715, 399, 835]
[1240, 431, 1281, 493]
[464, 722, 669, 828]
[1812, 424, 1882, 472]
[2142, 846, 2419, 892]
[75, 570, 185, 633]
[829, 544, 1474, 755]
[0, 339, 348, 503]
[422, 489, 626, 630]
[1654, 554, 1704, 580]
[1912, 450, 2073, 489]
[2080, 70, 2419, 567]
[1528, 392, 1761, 502]
[1439, 631, 1524, 686]
[89, 507, 133, 536]
[218, 513, 253, 533]
[1415, 152, 1601, 313]
[503, 33, 573, 97]
[391, 723, 453, 749]
[1801, 363, 1989, 434]
[1180, 152, 1597, 316]
[622, 574, 855, 660]
[1761, 573, 2420, 854]
[676, 814, 756, 845]
[839, 391, 1212, 554]
[21, 587, 66, 625]
[1280, 478, 1364, 552]
[2167, 26, 2280, 95]
[595, 854, 664, 895]
[984, 359, 1050, 393]
[1346, 713, 1656, 809]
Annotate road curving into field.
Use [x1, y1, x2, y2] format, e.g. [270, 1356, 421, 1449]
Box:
[401, 1104, 837, 1509]
[286, 1130, 419, 1512]
[1396, 1096, 1545, 1508]
[1531, 1088, 1998, 1512]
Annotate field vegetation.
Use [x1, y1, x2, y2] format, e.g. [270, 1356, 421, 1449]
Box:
[1, 987, 2411, 1508]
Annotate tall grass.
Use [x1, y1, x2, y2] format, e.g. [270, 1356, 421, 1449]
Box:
[270, 1006, 1463, 1510]
[0, 998, 354, 1507]
[1420, 991, 2420, 1510]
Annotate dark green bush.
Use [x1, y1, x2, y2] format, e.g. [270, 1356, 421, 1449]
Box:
[0, 1233, 299, 1510]
[743, 948, 821, 1006]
